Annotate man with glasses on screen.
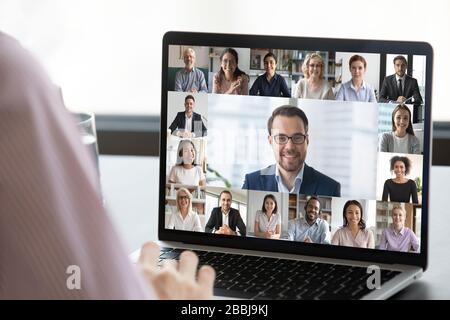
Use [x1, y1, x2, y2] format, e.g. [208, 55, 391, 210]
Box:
[242, 105, 341, 197]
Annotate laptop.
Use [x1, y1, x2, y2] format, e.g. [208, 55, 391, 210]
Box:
[158, 31, 432, 299]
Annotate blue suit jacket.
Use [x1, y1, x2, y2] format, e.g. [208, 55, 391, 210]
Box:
[242, 164, 341, 197]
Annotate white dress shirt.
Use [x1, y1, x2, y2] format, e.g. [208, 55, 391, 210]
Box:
[185, 114, 193, 134]
[167, 210, 203, 232]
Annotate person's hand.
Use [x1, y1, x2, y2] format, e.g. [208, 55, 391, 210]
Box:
[216, 224, 234, 235]
[190, 87, 198, 93]
[264, 230, 273, 238]
[138, 242, 215, 300]
[304, 236, 313, 243]
[180, 131, 193, 138]
[397, 96, 406, 103]
[227, 77, 242, 94]
[233, 77, 242, 89]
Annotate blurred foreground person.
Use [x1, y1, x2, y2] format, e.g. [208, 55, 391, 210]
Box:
[0, 31, 214, 299]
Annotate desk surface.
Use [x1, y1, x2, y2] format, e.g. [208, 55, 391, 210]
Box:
[100, 155, 450, 299]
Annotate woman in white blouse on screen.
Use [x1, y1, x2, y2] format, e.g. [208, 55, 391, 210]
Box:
[168, 139, 206, 186]
[167, 188, 203, 232]
[254, 194, 281, 239]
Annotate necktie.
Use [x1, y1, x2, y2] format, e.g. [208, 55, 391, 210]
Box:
[398, 79, 403, 97]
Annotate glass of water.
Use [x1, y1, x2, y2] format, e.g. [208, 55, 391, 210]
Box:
[73, 111, 100, 174]
[72, 111, 104, 203]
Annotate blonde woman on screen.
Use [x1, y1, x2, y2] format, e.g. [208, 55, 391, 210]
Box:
[167, 188, 203, 232]
[379, 206, 420, 252]
[292, 52, 334, 100]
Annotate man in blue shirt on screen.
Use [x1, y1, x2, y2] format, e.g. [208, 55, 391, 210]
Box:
[174, 47, 208, 93]
[242, 105, 341, 197]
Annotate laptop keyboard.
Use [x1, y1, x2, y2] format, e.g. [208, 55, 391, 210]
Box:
[159, 247, 400, 300]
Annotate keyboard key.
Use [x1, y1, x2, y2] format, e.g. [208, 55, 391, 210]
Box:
[159, 251, 180, 260]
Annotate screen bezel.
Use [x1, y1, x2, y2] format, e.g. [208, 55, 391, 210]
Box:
[159, 31, 432, 270]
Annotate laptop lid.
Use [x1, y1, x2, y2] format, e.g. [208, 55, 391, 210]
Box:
[159, 31, 432, 270]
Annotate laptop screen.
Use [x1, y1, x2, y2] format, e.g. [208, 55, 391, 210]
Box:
[160, 32, 432, 267]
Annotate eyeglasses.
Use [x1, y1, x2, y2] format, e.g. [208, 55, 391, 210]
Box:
[272, 133, 308, 145]
[308, 63, 322, 68]
[178, 195, 190, 200]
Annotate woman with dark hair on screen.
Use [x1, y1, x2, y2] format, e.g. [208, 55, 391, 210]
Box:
[254, 194, 281, 239]
[0, 31, 214, 299]
[331, 200, 374, 248]
[382, 156, 419, 203]
[168, 139, 206, 187]
[213, 48, 249, 95]
[249, 52, 290, 97]
[379, 104, 420, 154]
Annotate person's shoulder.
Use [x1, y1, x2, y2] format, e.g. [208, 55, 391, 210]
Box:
[210, 207, 220, 214]
[409, 133, 420, 142]
[342, 80, 352, 88]
[245, 169, 261, 180]
[255, 73, 265, 81]
[381, 131, 393, 140]
[175, 68, 185, 76]
[322, 80, 332, 89]
[230, 207, 240, 215]
[363, 80, 374, 89]
[189, 209, 199, 217]
[273, 73, 284, 81]
[318, 217, 330, 227]
[246, 165, 276, 178]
